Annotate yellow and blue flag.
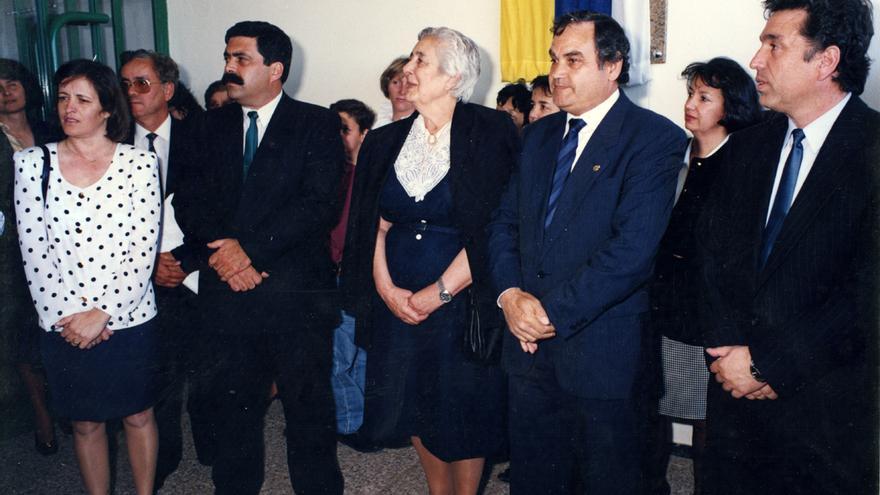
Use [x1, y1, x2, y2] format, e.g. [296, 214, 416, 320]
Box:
[500, 0, 650, 85]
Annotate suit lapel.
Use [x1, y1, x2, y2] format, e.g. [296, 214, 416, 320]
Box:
[449, 103, 473, 187]
[165, 118, 182, 198]
[541, 93, 628, 252]
[758, 97, 865, 283]
[532, 112, 567, 250]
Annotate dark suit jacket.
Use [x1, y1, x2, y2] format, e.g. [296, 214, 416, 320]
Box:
[651, 138, 726, 345]
[341, 102, 519, 351]
[126, 117, 201, 273]
[696, 96, 879, 399]
[488, 91, 687, 400]
[180, 94, 345, 334]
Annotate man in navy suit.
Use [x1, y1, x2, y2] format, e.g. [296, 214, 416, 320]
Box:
[180, 21, 344, 495]
[488, 11, 686, 494]
[697, 1, 878, 493]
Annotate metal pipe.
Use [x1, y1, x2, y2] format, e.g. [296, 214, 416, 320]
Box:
[152, 0, 169, 55]
[48, 12, 112, 77]
[110, 0, 125, 69]
[64, 0, 81, 59]
[33, 0, 52, 120]
[88, 0, 106, 63]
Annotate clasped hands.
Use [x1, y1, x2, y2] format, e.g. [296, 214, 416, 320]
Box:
[207, 238, 268, 292]
[377, 282, 445, 326]
[499, 288, 555, 354]
[706, 345, 778, 400]
[56, 308, 112, 349]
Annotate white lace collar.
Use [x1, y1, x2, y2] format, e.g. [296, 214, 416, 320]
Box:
[394, 114, 452, 202]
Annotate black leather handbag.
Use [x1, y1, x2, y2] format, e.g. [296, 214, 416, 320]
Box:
[462, 288, 504, 364]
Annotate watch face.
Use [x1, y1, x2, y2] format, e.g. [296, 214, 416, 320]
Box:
[440, 291, 453, 303]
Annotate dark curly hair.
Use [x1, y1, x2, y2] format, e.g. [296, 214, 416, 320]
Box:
[0, 58, 45, 126]
[763, 0, 874, 94]
[551, 10, 631, 85]
[54, 59, 130, 142]
[682, 57, 762, 133]
[496, 80, 532, 121]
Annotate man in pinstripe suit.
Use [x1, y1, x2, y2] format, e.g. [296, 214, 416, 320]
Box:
[696, 1, 878, 494]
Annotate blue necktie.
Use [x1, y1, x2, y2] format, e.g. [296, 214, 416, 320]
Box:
[760, 128, 805, 267]
[243, 111, 258, 182]
[544, 118, 586, 231]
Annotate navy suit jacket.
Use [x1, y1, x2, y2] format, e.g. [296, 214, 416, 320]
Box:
[179, 94, 345, 335]
[488, 91, 687, 399]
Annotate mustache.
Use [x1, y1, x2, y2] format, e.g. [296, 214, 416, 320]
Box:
[221, 73, 244, 85]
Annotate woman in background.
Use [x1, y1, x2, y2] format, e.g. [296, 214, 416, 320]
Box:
[343, 27, 518, 494]
[1, 58, 61, 455]
[373, 56, 416, 127]
[647, 57, 762, 495]
[14, 59, 161, 495]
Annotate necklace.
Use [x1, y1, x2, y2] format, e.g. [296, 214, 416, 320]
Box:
[65, 140, 110, 164]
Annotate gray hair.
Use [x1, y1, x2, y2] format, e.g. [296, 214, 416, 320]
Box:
[417, 27, 480, 102]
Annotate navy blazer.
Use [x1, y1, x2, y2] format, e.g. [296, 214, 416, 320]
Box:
[488, 91, 687, 399]
[180, 94, 345, 334]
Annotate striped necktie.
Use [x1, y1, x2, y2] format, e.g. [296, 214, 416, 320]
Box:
[544, 118, 586, 231]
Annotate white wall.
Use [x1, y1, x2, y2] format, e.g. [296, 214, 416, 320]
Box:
[168, 0, 880, 127]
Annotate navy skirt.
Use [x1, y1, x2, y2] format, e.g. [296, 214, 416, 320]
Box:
[41, 318, 161, 421]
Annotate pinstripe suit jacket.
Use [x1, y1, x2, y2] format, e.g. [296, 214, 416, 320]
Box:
[696, 96, 879, 399]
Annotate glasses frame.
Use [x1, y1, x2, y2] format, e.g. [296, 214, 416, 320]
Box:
[120, 78, 154, 94]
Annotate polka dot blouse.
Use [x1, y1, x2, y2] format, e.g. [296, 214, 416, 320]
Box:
[13, 143, 161, 332]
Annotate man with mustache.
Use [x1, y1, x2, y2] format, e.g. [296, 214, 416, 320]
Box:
[180, 21, 345, 494]
[696, 1, 878, 493]
[119, 48, 213, 490]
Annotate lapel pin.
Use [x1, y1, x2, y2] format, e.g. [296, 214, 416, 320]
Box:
[592, 164, 601, 172]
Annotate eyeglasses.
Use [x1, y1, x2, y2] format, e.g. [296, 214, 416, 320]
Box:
[121, 78, 153, 94]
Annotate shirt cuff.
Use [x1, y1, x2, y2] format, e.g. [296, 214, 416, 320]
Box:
[497, 287, 519, 308]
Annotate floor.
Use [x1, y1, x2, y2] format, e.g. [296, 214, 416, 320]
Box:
[0, 401, 695, 494]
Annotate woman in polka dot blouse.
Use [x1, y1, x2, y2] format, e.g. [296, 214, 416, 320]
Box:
[14, 59, 161, 495]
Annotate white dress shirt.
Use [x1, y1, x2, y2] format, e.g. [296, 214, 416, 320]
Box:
[241, 91, 283, 151]
[132, 114, 198, 293]
[765, 93, 851, 225]
[563, 89, 620, 171]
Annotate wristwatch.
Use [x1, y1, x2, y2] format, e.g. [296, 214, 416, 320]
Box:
[436, 278, 453, 304]
[749, 359, 767, 383]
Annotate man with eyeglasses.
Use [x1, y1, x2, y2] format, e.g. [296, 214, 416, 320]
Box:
[119, 49, 211, 491]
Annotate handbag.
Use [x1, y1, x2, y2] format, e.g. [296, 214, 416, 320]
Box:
[462, 287, 504, 364]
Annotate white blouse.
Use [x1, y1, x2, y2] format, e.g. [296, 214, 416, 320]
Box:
[394, 115, 452, 202]
[13, 143, 161, 332]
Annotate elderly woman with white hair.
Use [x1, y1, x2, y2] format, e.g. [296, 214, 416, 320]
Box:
[342, 27, 519, 494]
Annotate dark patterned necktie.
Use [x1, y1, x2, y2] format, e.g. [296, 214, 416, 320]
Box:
[544, 118, 586, 231]
[760, 128, 805, 267]
[146, 132, 157, 153]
